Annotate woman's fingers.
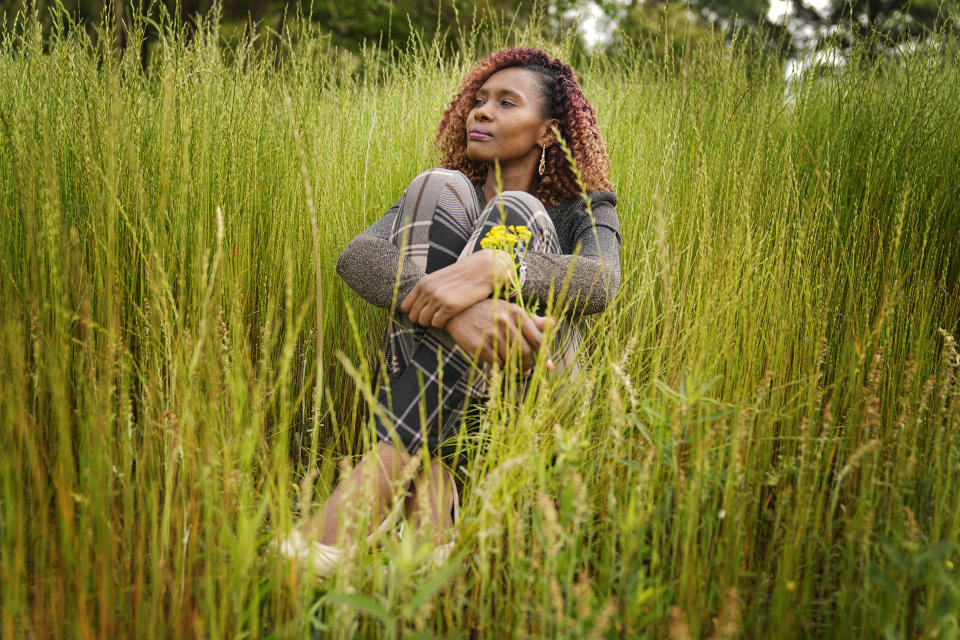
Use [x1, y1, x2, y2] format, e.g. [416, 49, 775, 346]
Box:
[533, 315, 557, 332]
[406, 280, 442, 326]
[409, 300, 427, 325]
[402, 274, 441, 323]
[486, 306, 556, 374]
[401, 286, 423, 320]
[519, 317, 540, 374]
[531, 315, 556, 372]
[400, 282, 419, 314]
[520, 313, 543, 353]
[417, 300, 441, 327]
[516, 322, 534, 371]
[430, 298, 460, 329]
[447, 300, 556, 374]
[431, 305, 456, 329]
[523, 314, 557, 373]
[493, 316, 513, 366]
[491, 307, 532, 372]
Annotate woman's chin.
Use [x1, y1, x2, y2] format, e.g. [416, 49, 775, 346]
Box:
[466, 149, 500, 166]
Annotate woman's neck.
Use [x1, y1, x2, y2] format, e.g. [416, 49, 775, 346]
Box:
[482, 162, 537, 202]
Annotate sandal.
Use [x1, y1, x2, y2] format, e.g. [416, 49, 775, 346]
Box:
[427, 481, 461, 568]
[274, 529, 342, 575]
[273, 492, 406, 577]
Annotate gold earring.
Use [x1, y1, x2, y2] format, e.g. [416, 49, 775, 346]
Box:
[538, 145, 546, 176]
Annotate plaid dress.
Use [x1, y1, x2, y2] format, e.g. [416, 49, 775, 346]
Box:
[373, 168, 568, 456]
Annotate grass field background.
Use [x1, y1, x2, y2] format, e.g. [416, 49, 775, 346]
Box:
[1, 10, 959, 638]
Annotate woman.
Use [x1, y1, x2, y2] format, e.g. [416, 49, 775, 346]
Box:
[276, 47, 621, 574]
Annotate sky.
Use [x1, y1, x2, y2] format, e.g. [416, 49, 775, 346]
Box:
[768, 0, 830, 22]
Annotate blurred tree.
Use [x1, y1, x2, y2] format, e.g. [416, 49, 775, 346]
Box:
[0, 0, 954, 59]
[303, 0, 471, 51]
[692, 0, 770, 25]
[605, 0, 791, 61]
[827, 0, 956, 48]
[605, 0, 720, 60]
[786, 0, 958, 53]
[604, 0, 794, 63]
[0, 1, 601, 62]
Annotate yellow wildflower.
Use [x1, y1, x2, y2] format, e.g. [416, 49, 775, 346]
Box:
[479, 224, 532, 304]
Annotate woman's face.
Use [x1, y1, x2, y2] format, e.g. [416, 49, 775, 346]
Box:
[465, 67, 556, 170]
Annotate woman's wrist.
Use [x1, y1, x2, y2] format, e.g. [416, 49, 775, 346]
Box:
[483, 249, 514, 286]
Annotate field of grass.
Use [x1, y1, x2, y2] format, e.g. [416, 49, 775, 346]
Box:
[1, 9, 959, 638]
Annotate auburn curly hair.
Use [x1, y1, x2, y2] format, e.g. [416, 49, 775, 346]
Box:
[434, 47, 612, 209]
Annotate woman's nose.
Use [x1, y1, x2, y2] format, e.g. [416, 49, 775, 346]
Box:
[474, 105, 492, 122]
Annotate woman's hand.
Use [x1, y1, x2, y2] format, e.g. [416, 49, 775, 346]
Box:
[400, 250, 514, 329]
[445, 299, 555, 375]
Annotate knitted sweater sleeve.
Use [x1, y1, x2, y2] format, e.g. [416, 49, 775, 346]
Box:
[335, 198, 425, 309]
[521, 191, 622, 315]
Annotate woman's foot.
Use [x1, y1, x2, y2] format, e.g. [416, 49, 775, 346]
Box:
[273, 442, 417, 576]
[299, 441, 414, 544]
[273, 530, 343, 576]
[430, 483, 460, 566]
[402, 462, 460, 567]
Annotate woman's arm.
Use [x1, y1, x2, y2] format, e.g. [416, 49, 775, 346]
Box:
[521, 191, 622, 315]
[445, 298, 556, 374]
[338, 191, 623, 319]
[396, 192, 622, 325]
[337, 203, 511, 321]
[335, 201, 426, 309]
[338, 211, 555, 373]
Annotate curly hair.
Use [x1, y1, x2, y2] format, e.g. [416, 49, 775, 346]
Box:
[434, 47, 612, 209]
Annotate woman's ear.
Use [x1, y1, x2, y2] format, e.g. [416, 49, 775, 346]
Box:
[538, 119, 560, 147]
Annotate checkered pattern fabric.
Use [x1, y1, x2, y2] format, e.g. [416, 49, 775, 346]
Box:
[374, 168, 568, 455]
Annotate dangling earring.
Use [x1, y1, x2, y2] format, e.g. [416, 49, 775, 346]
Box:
[538, 145, 547, 176]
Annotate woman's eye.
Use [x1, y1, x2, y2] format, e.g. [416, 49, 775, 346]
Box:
[473, 97, 486, 106]
[501, 100, 515, 107]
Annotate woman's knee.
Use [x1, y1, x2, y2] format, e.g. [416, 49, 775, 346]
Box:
[481, 190, 554, 231]
[497, 190, 545, 209]
[357, 441, 414, 491]
[407, 168, 473, 196]
[374, 440, 413, 469]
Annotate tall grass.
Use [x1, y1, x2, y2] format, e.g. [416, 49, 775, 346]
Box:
[1, 8, 959, 638]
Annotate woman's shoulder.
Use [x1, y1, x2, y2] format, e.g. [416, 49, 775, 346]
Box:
[549, 189, 620, 244]
[549, 189, 618, 216]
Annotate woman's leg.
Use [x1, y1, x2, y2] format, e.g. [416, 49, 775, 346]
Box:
[463, 190, 562, 258]
[298, 169, 481, 545]
[383, 188, 567, 461]
[409, 191, 568, 533]
[300, 441, 413, 545]
[374, 169, 487, 456]
[403, 462, 457, 543]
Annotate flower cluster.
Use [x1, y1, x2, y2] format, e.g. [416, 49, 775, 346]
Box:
[480, 224, 532, 253]
[480, 224, 531, 303]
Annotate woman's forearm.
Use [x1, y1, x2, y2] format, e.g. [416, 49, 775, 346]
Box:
[336, 235, 424, 309]
[522, 250, 621, 315]
[338, 226, 622, 317]
[399, 250, 516, 328]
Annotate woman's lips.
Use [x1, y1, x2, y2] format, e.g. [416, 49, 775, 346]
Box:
[468, 126, 493, 140]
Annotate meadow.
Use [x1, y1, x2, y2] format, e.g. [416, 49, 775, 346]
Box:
[1, 10, 959, 638]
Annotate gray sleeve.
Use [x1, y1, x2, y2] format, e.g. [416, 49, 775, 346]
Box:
[335, 200, 425, 309]
[521, 192, 622, 315]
